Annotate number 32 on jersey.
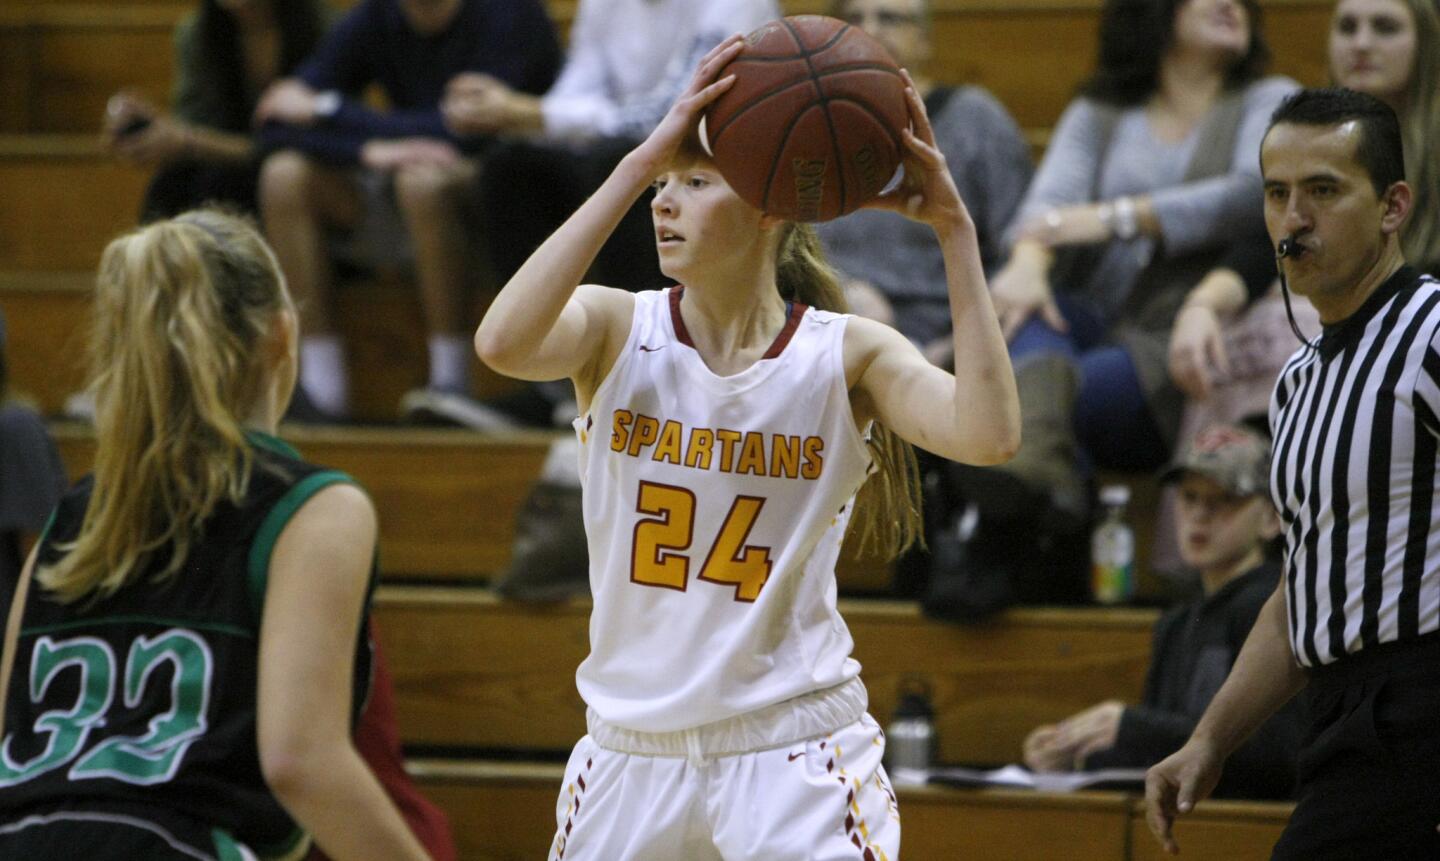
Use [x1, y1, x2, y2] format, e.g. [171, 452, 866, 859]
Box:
[631, 481, 773, 602]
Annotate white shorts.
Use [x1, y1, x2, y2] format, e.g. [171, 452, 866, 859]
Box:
[549, 714, 901, 860]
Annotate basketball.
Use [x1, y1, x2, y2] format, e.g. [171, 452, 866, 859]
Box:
[702, 15, 909, 223]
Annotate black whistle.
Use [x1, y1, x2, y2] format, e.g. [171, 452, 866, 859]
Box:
[1277, 237, 1302, 258]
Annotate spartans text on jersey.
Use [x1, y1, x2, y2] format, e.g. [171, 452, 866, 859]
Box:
[609, 410, 825, 479]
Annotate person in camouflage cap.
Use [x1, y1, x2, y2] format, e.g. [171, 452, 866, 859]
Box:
[1022, 422, 1300, 799]
[1160, 423, 1271, 500]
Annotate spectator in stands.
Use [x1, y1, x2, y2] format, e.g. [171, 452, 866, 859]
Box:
[942, 0, 1295, 615]
[0, 210, 431, 860]
[102, 0, 329, 221]
[440, 0, 776, 429]
[1022, 423, 1301, 800]
[1328, 0, 1439, 275]
[1167, 0, 1440, 406]
[256, 0, 560, 423]
[0, 309, 67, 606]
[816, 0, 1032, 362]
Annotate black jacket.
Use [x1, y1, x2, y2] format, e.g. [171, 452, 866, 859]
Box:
[1086, 556, 1302, 799]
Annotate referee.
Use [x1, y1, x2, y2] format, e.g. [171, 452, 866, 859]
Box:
[1145, 87, 1440, 859]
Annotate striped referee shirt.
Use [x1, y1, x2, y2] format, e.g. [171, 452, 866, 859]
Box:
[1270, 265, 1440, 667]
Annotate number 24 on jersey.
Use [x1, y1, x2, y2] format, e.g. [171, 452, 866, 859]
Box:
[631, 481, 773, 602]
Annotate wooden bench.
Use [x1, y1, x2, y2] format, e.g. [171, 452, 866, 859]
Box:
[0, 1, 1331, 135]
[0, 266, 524, 422]
[371, 586, 1155, 763]
[0, 137, 148, 271]
[405, 757, 1293, 861]
[45, 426, 897, 590]
[1127, 797, 1293, 861]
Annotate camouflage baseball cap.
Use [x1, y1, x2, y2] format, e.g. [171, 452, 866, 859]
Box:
[1160, 423, 1271, 497]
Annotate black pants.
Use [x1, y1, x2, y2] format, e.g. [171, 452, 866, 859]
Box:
[477, 137, 665, 291]
[140, 159, 262, 223]
[1272, 632, 1440, 860]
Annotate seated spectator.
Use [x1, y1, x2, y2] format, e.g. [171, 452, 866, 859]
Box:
[1168, 0, 1439, 404]
[942, 0, 1295, 615]
[441, 0, 777, 429]
[102, 0, 330, 221]
[256, 0, 560, 423]
[1329, 0, 1440, 276]
[0, 310, 67, 595]
[816, 0, 1033, 362]
[1022, 423, 1301, 800]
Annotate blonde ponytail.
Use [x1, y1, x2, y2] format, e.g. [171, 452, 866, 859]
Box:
[775, 224, 924, 559]
[39, 210, 290, 603]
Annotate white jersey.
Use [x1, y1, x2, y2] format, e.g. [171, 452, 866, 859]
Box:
[573, 287, 874, 733]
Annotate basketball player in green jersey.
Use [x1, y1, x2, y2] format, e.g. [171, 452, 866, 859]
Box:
[0, 210, 429, 861]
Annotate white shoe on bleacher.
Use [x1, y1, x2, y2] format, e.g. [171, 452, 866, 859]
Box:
[399, 388, 525, 431]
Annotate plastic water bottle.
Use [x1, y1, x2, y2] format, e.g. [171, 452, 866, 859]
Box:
[885, 680, 936, 784]
[1091, 484, 1135, 605]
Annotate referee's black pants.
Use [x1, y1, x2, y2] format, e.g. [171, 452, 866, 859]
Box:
[1272, 632, 1440, 860]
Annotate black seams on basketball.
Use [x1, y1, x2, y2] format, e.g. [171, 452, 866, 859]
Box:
[703, 15, 908, 223]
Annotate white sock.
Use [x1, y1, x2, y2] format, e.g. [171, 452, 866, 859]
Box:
[428, 334, 470, 394]
[301, 335, 348, 415]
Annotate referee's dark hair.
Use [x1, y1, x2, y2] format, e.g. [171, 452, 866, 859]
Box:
[1266, 87, 1405, 197]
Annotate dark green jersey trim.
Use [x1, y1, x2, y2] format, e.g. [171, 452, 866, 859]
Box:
[246, 470, 358, 624]
[244, 429, 302, 461]
[214, 824, 309, 861]
[20, 616, 253, 640]
[213, 828, 247, 861]
[253, 824, 309, 859]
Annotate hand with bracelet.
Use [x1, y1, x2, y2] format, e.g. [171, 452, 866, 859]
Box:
[1167, 268, 1248, 399]
[1017, 195, 1151, 248]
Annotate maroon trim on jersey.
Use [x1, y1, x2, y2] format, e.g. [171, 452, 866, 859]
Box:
[762, 298, 809, 360]
[669, 286, 696, 348]
[669, 286, 809, 360]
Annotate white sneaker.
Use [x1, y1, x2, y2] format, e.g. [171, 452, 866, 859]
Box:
[62, 390, 97, 423]
[399, 388, 525, 431]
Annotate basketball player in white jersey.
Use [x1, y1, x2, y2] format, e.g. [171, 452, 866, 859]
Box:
[476, 35, 1020, 860]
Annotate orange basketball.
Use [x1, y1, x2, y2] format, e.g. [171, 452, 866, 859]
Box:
[703, 15, 908, 223]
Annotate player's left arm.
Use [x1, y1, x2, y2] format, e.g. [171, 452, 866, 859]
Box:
[850, 74, 1020, 465]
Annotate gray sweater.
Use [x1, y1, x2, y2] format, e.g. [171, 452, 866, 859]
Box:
[817, 86, 1033, 345]
[1007, 76, 1297, 323]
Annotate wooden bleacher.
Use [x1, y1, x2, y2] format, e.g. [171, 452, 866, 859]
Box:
[404, 758, 1293, 860]
[0, 264, 524, 422]
[369, 586, 1155, 761]
[0, 1, 1331, 135]
[46, 425, 898, 591]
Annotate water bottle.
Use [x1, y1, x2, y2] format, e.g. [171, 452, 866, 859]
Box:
[885, 679, 935, 784]
[1091, 484, 1135, 604]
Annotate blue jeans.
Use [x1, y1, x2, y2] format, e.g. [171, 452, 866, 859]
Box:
[1008, 297, 1170, 473]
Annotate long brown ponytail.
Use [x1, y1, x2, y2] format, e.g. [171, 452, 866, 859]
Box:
[39, 210, 291, 603]
[775, 223, 924, 559]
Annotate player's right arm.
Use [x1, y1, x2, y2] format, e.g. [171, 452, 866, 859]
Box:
[257, 484, 429, 861]
[475, 35, 746, 395]
[1144, 579, 1306, 855]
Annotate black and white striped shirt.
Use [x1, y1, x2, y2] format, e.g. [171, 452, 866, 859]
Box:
[1270, 266, 1440, 667]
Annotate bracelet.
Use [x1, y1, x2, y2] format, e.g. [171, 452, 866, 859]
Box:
[1114, 195, 1139, 240]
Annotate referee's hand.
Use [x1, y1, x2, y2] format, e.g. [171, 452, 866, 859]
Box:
[1144, 739, 1224, 855]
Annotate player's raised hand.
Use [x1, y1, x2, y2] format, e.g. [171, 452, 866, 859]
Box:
[630, 35, 745, 177]
[864, 70, 970, 233]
